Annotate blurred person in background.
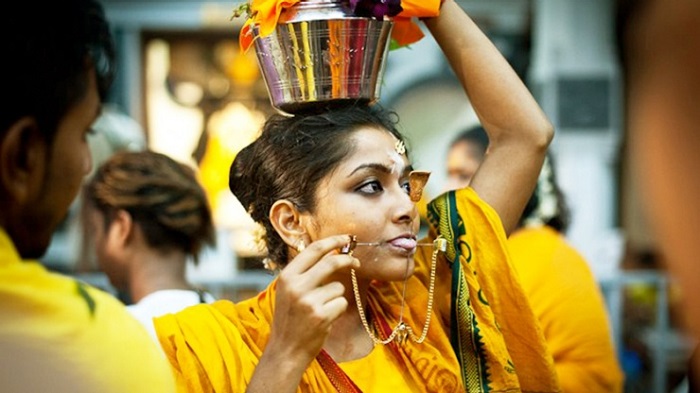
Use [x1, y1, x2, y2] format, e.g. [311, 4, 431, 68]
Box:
[0, 1, 175, 391]
[83, 150, 217, 340]
[445, 126, 490, 192]
[446, 125, 624, 392]
[617, 0, 700, 388]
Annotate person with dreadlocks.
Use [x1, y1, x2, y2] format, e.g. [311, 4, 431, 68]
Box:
[83, 150, 217, 340]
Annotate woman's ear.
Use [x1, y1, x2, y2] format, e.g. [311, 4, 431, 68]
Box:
[269, 200, 309, 250]
[0, 117, 46, 206]
[106, 209, 134, 248]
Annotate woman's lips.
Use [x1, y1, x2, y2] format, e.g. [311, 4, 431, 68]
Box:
[388, 237, 417, 251]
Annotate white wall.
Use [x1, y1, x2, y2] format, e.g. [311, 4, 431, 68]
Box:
[530, 0, 624, 278]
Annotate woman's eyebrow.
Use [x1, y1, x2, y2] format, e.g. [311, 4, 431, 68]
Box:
[348, 163, 392, 177]
[347, 163, 414, 177]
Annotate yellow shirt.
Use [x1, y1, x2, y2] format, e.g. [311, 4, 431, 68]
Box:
[508, 226, 624, 393]
[0, 229, 176, 393]
[156, 188, 559, 392]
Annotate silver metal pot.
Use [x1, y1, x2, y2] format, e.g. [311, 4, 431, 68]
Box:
[253, 0, 394, 114]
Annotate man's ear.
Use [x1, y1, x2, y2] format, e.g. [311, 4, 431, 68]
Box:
[0, 117, 46, 205]
[269, 200, 310, 250]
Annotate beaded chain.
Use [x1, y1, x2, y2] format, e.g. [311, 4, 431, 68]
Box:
[350, 236, 446, 345]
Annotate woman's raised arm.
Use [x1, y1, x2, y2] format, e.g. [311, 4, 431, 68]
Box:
[424, 0, 554, 234]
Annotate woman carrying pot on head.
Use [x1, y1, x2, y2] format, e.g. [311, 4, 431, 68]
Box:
[155, 1, 560, 391]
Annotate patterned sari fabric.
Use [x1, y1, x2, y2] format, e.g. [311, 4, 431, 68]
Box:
[424, 189, 560, 392]
[155, 188, 559, 392]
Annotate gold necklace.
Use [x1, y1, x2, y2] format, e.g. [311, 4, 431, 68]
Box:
[351, 236, 446, 345]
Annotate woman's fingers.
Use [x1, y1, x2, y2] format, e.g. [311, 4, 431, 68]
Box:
[283, 234, 353, 275]
[279, 253, 358, 302]
[269, 236, 359, 361]
[299, 282, 350, 329]
[303, 253, 359, 284]
[306, 281, 345, 304]
[320, 297, 350, 323]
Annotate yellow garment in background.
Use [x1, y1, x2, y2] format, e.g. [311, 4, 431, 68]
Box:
[156, 188, 559, 392]
[508, 226, 624, 392]
[0, 229, 176, 393]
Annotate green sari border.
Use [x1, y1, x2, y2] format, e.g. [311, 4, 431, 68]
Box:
[428, 191, 491, 392]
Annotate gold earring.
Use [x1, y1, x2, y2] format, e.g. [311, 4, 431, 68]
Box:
[296, 240, 306, 252]
[408, 170, 431, 202]
[262, 258, 278, 271]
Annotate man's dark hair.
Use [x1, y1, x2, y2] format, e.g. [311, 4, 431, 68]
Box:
[0, 0, 116, 142]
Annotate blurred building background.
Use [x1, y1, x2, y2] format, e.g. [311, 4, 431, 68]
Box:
[38, 1, 695, 391]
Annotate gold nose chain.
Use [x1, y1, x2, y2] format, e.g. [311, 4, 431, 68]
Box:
[344, 235, 447, 345]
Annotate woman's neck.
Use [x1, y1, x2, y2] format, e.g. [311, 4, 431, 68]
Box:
[128, 248, 191, 303]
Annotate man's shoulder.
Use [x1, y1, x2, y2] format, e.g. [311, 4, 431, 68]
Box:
[0, 264, 145, 340]
[0, 269, 176, 392]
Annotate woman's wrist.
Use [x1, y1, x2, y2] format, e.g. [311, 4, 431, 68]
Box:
[249, 346, 310, 393]
[421, 0, 456, 23]
[438, 0, 452, 11]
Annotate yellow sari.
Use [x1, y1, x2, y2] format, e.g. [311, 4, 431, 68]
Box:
[156, 188, 559, 392]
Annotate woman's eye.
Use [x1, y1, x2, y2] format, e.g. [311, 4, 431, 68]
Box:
[357, 181, 383, 194]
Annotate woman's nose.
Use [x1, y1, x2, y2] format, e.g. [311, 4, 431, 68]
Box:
[393, 188, 418, 224]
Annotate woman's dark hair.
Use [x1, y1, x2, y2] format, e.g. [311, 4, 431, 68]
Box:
[84, 151, 216, 263]
[0, 0, 116, 142]
[229, 105, 404, 266]
[520, 154, 571, 233]
[450, 125, 490, 157]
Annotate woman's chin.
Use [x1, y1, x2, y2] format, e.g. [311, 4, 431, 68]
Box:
[352, 250, 416, 281]
[374, 259, 416, 282]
